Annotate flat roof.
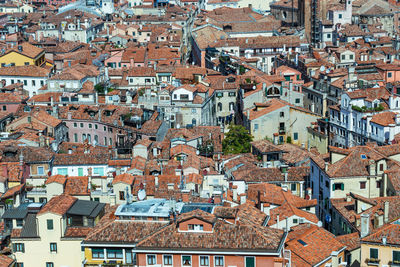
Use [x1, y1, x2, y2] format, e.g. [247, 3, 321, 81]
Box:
[115, 199, 217, 218]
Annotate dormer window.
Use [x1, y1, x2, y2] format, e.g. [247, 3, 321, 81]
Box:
[188, 224, 203, 231]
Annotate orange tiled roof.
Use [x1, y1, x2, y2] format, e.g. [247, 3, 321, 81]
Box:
[38, 194, 77, 216]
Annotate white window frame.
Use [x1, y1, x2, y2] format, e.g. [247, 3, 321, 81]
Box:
[163, 254, 173, 266]
[199, 255, 210, 266]
[147, 254, 156, 265]
[37, 166, 44, 175]
[214, 256, 224, 267]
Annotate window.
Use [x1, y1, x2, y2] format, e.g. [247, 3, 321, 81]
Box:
[254, 124, 258, 131]
[349, 54, 354, 60]
[215, 256, 224, 266]
[333, 183, 344, 191]
[360, 181, 366, 189]
[216, 92, 223, 97]
[293, 218, 298, 224]
[32, 80, 35, 86]
[80, 123, 84, 128]
[92, 248, 104, 259]
[393, 251, 400, 263]
[2, 105, 5, 111]
[295, 98, 300, 104]
[341, 54, 345, 60]
[370, 248, 378, 259]
[95, 124, 98, 129]
[14, 243, 25, 252]
[16, 263, 23, 267]
[293, 132, 298, 140]
[89, 124, 92, 129]
[104, 126, 106, 131]
[379, 164, 384, 171]
[147, 254, 156, 265]
[50, 243, 57, 253]
[24, 62, 29, 66]
[280, 112, 284, 117]
[93, 167, 104, 176]
[163, 255, 173, 265]
[74, 133, 78, 142]
[228, 92, 236, 97]
[217, 103, 222, 111]
[37, 166, 44, 175]
[47, 219, 53, 230]
[200, 256, 209, 266]
[107, 249, 123, 259]
[388, 72, 393, 78]
[245, 256, 255, 267]
[377, 180, 381, 188]
[23, 80, 27, 86]
[119, 191, 125, 200]
[188, 224, 203, 231]
[339, 14, 342, 19]
[16, 219, 23, 227]
[182, 255, 191, 266]
[46, 263, 54, 267]
[291, 183, 296, 191]
[73, 122, 77, 128]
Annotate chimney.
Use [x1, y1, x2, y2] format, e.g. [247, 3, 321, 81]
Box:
[239, 193, 246, 204]
[155, 176, 159, 188]
[384, 201, 389, 223]
[182, 189, 190, 202]
[214, 193, 222, 204]
[232, 185, 238, 201]
[68, 148, 72, 154]
[346, 194, 352, 202]
[324, 162, 329, 171]
[361, 213, 370, 238]
[67, 112, 72, 120]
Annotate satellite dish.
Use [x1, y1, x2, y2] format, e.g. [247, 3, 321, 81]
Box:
[320, 65, 326, 72]
[138, 188, 146, 201]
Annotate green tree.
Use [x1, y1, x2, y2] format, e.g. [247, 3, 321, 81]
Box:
[222, 125, 253, 154]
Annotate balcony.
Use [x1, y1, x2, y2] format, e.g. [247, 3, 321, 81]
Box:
[279, 127, 286, 134]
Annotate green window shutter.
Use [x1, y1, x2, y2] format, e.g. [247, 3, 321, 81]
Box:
[341, 183, 344, 190]
[332, 184, 335, 191]
[12, 244, 16, 252]
[47, 219, 53, 230]
[22, 243, 25, 253]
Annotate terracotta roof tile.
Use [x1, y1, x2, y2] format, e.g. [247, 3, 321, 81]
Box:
[38, 194, 77, 216]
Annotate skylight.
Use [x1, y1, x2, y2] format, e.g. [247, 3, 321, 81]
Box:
[298, 239, 308, 247]
[361, 154, 367, 159]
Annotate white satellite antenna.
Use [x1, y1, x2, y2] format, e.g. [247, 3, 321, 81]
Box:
[319, 65, 326, 72]
[138, 183, 146, 201]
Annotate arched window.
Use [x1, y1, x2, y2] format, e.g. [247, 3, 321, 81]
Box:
[218, 103, 223, 111]
[267, 87, 280, 96]
[229, 102, 235, 111]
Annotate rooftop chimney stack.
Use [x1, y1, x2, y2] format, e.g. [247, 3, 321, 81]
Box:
[361, 213, 370, 238]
